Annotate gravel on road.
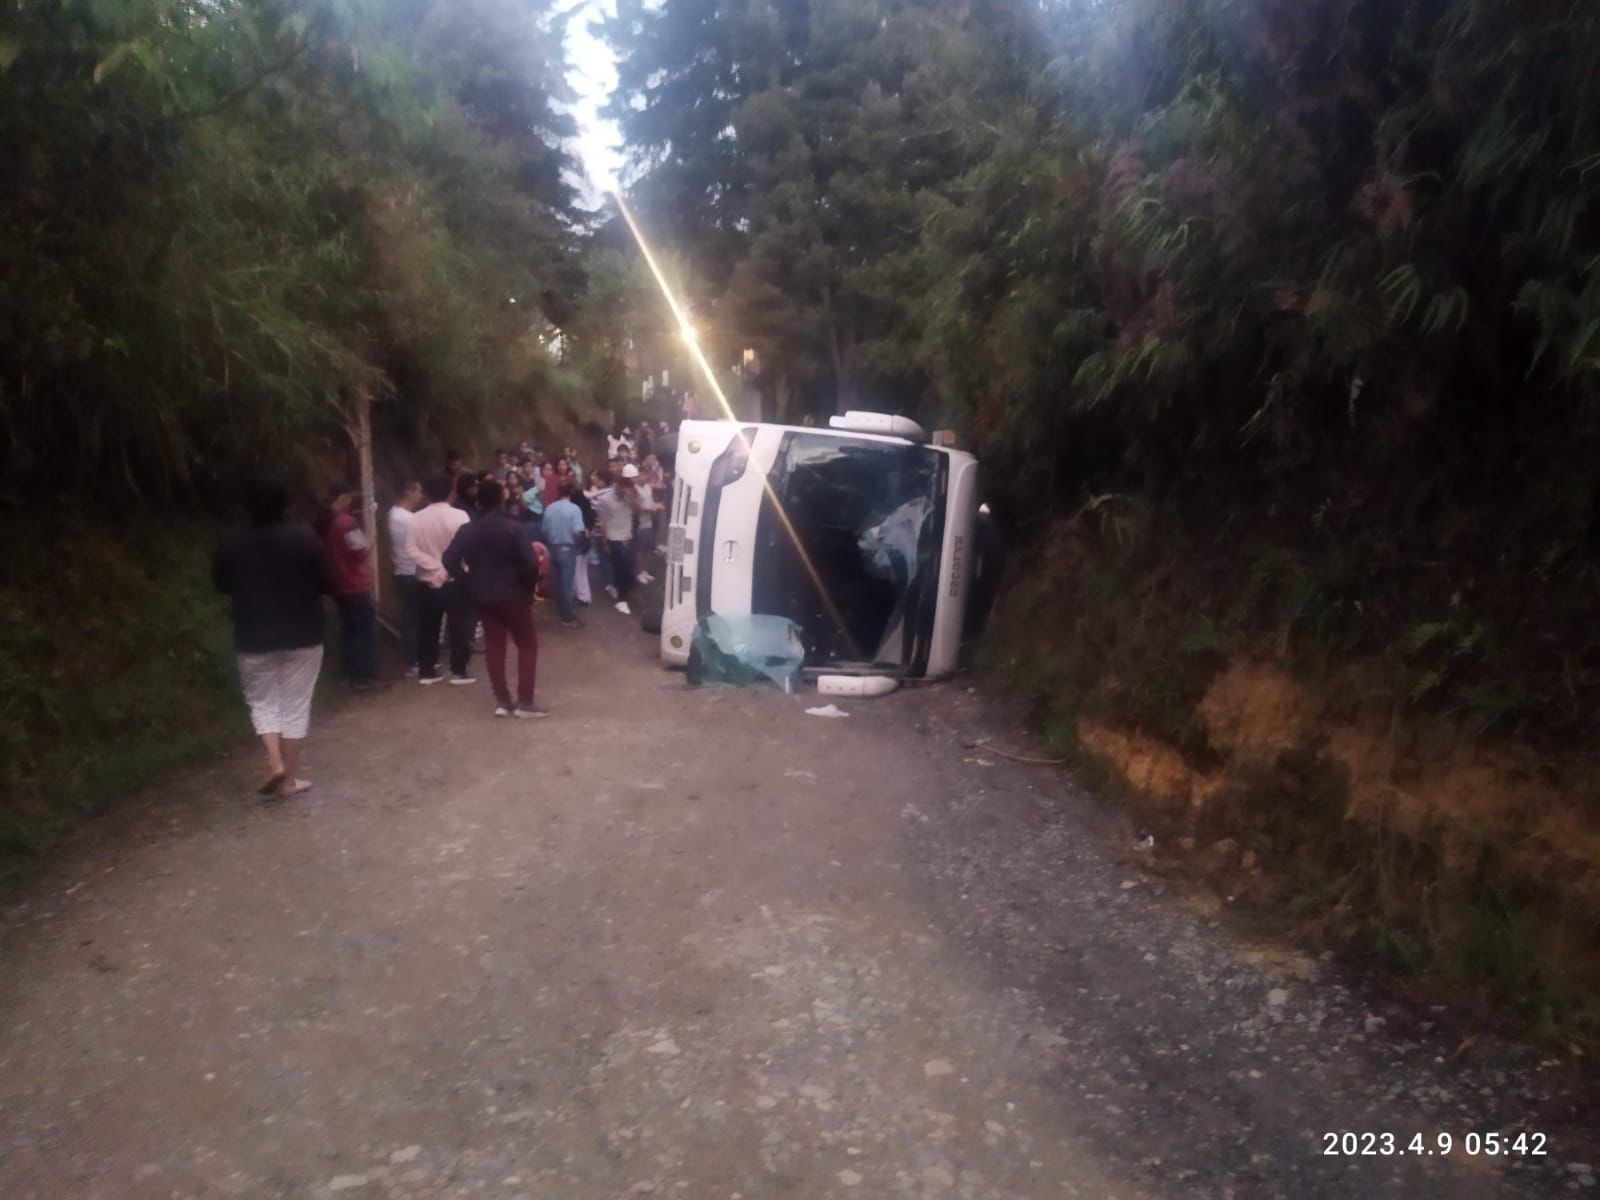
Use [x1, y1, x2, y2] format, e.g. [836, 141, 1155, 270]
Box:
[1, 608, 1594, 1199]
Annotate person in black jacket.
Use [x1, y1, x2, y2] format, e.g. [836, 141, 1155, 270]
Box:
[213, 480, 334, 797]
[442, 480, 547, 719]
[453, 472, 479, 516]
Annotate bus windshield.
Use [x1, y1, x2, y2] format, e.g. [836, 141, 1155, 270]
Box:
[752, 434, 947, 669]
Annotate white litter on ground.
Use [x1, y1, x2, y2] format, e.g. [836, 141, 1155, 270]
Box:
[805, 704, 850, 719]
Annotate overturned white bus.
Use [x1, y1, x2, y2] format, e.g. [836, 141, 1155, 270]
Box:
[659, 412, 980, 685]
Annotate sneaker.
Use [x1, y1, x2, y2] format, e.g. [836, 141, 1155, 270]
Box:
[493, 704, 513, 718]
[513, 705, 550, 719]
[614, 601, 632, 615]
[404, 665, 419, 677]
[604, 584, 618, 599]
[449, 675, 477, 686]
[636, 571, 655, 584]
[419, 674, 444, 686]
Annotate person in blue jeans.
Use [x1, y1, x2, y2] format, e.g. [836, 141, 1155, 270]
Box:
[541, 478, 586, 628]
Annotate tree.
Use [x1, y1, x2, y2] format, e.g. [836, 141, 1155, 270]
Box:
[606, 0, 977, 415]
[0, 0, 592, 501]
[601, 0, 758, 291]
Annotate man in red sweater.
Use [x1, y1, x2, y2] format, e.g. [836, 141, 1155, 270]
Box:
[316, 481, 379, 690]
[443, 479, 545, 718]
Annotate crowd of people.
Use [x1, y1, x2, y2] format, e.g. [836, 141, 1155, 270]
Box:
[212, 423, 676, 799]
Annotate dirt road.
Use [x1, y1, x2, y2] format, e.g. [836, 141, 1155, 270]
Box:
[1, 606, 1593, 1199]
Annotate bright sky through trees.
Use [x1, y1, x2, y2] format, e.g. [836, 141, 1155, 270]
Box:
[565, 0, 623, 198]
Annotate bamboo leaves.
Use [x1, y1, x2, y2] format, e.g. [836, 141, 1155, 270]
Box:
[1381, 267, 1470, 335]
[1, 0, 588, 498]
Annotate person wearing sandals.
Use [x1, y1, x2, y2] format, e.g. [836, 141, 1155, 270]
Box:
[213, 480, 333, 799]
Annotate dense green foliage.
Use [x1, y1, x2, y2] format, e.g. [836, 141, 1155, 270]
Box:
[604, 0, 974, 413]
[1, 0, 590, 499]
[606, 0, 1600, 432]
[606, 0, 1600, 746]
[0, 518, 243, 883]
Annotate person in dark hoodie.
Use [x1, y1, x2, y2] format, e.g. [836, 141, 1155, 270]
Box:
[314, 481, 379, 690]
[214, 480, 334, 797]
[452, 471, 480, 516]
[442, 480, 547, 719]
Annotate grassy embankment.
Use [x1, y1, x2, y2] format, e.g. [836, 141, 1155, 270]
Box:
[0, 516, 247, 889]
[980, 498, 1600, 1048]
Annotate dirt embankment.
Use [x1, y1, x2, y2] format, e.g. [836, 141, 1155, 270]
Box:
[1077, 659, 1600, 1033]
[1085, 661, 1600, 893]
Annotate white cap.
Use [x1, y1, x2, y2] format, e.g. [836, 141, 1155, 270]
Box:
[621, 464, 640, 479]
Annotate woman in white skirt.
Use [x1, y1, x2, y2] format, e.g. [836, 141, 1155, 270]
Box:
[213, 481, 334, 798]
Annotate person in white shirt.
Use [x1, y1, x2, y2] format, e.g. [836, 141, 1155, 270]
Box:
[407, 476, 475, 685]
[387, 481, 422, 674]
[633, 456, 661, 579]
[593, 466, 642, 614]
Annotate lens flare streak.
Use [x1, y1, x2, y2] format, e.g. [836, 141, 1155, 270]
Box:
[611, 190, 863, 662]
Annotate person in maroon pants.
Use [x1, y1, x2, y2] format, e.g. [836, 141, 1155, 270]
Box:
[441, 480, 548, 719]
